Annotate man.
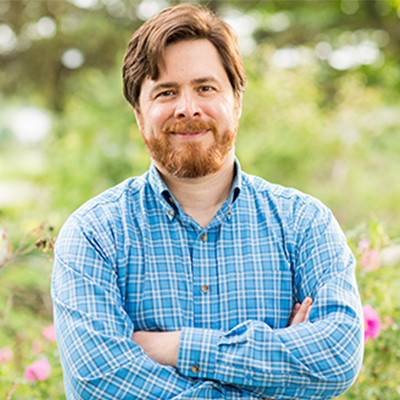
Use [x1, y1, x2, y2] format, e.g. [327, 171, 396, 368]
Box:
[52, 4, 363, 399]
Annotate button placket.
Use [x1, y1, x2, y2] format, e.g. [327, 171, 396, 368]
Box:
[193, 228, 220, 329]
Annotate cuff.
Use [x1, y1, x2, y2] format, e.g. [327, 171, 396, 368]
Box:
[176, 326, 222, 380]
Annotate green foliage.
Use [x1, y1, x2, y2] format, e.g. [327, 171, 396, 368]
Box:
[46, 67, 149, 217]
[339, 222, 400, 400]
[0, 226, 62, 399]
[237, 55, 400, 232]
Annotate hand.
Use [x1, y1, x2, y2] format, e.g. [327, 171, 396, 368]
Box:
[288, 296, 313, 326]
[262, 299, 314, 400]
[133, 330, 181, 367]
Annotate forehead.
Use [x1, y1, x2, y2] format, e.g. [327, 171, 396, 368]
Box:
[145, 39, 231, 89]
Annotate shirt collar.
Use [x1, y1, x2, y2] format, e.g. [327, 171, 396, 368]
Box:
[148, 157, 243, 214]
[228, 157, 242, 204]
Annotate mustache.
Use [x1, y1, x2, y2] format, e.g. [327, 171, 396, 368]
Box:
[161, 120, 216, 135]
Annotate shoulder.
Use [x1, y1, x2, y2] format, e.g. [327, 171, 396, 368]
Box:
[240, 171, 333, 230]
[239, 172, 349, 267]
[241, 172, 328, 212]
[57, 173, 149, 242]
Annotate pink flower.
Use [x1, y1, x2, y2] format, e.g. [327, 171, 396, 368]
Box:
[383, 316, 393, 329]
[0, 347, 14, 364]
[360, 248, 381, 271]
[23, 359, 51, 382]
[357, 238, 371, 253]
[41, 324, 56, 342]
[363, 304, 382, 342]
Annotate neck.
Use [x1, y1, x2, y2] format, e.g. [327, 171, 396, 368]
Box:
[155, 151, 235, 228]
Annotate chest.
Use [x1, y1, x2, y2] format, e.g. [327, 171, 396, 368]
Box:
[123, 217, 294, 332]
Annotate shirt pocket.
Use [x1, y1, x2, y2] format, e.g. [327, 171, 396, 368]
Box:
[224, 269, 293, 330]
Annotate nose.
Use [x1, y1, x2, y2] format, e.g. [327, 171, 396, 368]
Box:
[174, 90, 202, 120]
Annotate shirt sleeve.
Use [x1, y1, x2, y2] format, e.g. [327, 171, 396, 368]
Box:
[51, 215, 197, 400]
[176, 204, 364, 399]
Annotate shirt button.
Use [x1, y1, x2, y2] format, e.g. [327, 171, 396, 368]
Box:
[227, 210, 231, 215]
[200, 234, 207, 242]
[191, 365, 200, 374]
[168, 209, 174, 216]
[169, 197, 175, 204]
[201, 285, 209, 293]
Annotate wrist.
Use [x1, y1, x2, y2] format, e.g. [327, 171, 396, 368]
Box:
[133, 331, 181, 367]
[165, 331, 181, 367]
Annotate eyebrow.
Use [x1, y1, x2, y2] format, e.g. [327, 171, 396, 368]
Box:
[192, 76, 220, 85]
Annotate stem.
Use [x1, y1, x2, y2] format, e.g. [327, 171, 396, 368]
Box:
[0, 222, 47, 271]
[0, 295, 13, 327]
[4, 382, 19, 400]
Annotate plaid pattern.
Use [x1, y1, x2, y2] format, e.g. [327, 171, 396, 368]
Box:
[52, 159, 363, 399]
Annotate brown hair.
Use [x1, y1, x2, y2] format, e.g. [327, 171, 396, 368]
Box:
[123, 3, 246, 110]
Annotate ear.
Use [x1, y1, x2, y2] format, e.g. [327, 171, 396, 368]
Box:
[235, 96, 243, 120]
[134, 109, 143, 132]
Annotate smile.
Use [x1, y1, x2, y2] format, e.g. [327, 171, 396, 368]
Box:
[171, 130, 209, 140]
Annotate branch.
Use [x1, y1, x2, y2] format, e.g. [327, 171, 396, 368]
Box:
[0, 223, 56, 271]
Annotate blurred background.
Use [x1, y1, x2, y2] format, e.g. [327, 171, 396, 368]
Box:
[1, 0, 400, 398]
[1, 0, 400, 235]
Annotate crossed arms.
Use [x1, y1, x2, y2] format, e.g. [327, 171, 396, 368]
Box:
[133, 298, 313, 368]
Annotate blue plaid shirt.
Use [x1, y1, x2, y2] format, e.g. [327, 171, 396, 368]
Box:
[52, 159, 363, 399]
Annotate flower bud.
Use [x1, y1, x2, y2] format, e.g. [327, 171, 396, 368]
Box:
[24, 359, 51, 382]
[0, 347, 14, 364]
[42, 324, 57, 342]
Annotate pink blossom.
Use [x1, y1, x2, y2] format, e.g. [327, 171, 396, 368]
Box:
[360, 248, 381, 271]
[357, 238, 371, 253]
[363, 304, 382, 342]
[41, 324, 56, 342]
[0, 347, 14, 364]
[23, 359, 51, 382]
[383, 316, 393, 329]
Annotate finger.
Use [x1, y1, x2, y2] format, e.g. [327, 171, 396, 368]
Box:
[288, 303, 301, 325]
[297, 297, 313, 323]
[289, 297, 313, 326]
[304, 303, 312, 321]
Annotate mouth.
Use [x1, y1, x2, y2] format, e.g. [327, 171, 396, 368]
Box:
[172, 130, 207, 135]
[171, 130, 209, 140]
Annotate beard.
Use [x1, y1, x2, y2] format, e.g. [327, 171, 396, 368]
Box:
[141, 119, 237, 179]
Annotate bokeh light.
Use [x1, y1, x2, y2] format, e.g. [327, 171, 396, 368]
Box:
[136, 0, 168, 21]
[6, 107, 52, 146]
[0, 24, 17, 54]
[61, 49, 85, 69]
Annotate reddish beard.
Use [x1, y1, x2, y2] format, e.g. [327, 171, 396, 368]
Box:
[142, 120, 236, 178]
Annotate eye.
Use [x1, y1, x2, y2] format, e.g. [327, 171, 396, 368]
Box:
[199, 86, 213, 93]
[156, 90, 175, 98]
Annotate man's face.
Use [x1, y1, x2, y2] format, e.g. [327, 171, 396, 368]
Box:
[135, 39, 241, 179]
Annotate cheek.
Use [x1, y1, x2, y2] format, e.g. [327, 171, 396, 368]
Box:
[146, 106, 171, 134]
[213, 102, 237, 127]
[211, 96, 237, 117]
